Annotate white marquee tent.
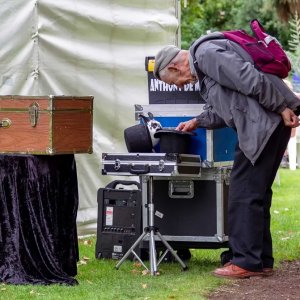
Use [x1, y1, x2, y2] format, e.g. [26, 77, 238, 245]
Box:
[0, 0, 180, 235]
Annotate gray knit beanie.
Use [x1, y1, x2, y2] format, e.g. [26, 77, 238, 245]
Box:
[153, 45, 180, 79]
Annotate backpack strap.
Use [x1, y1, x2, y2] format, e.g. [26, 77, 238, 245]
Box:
[189, 32, 225, 81]
[250, 19, 267, 40]
[250, 19, 280, 46]
[264, 35, 278, 45]
[190, 47, 205, 82]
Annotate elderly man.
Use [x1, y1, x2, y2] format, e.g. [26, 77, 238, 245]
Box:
[153, 38, 300, 279]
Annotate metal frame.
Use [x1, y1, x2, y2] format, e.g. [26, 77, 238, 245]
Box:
[141, 168, 230, 244]
[135, 104, 205, 120]
[205, 130, 234, 167]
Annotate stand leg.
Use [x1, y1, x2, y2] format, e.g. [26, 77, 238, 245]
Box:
[115, 230, 148, 270]
[115, 227, 188, 273]
[156, 231, 188, 270]
[149, 228, 158, 275]
[157, 249, 170, 266]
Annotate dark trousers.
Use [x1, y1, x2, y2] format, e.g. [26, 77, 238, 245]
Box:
[229, 121, 291, 271]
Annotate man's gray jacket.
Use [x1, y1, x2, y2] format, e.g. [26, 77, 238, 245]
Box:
[189, 32, 300, 165]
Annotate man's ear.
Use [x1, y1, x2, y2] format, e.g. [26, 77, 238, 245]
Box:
[167, 64, 180, 74]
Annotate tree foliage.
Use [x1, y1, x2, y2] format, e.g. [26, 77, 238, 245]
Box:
[180, 0, 292, 50]
[272, 0, 300, 22]
[288, 12, 300, 52]
[180, 0, 235, 49]
[286, 12, 300, 76]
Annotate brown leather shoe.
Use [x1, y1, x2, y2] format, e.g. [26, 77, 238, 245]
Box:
[262, 268, 274, 276]
[223, 261, 232, 267]
[212, 264, 264, 279]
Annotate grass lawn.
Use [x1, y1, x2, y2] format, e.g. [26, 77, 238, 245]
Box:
[1, 169, 299, 300]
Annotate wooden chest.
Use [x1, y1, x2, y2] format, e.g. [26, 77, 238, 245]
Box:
[0, 95, 93, 155]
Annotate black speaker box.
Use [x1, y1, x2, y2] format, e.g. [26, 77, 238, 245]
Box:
[95, 180, 142, 260]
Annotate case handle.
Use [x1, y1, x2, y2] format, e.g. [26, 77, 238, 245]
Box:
[168, 180, 194, 199]
[106, 180, 141, 189]
[129, 164, 150, 175]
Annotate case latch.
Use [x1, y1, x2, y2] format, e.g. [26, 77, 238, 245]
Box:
[114, 159, 121, 171]
[158, 159, 165, 172]
[0, 118, 12, 128]
[28, 102, 40, 127]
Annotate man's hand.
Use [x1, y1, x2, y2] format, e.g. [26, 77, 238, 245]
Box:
[281, 108, 300, 128]
[176, 118, 198, 132]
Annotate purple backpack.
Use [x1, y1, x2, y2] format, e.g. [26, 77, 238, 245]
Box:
[223, 19, 291, 78]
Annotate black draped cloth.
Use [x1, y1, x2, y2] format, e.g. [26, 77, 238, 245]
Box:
[0, 155, 79, 285]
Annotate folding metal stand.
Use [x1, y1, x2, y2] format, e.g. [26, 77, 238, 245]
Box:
[115, 176, 188, 275]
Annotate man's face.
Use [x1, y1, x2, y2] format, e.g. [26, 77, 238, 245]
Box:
[160, 66, 196, 89]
